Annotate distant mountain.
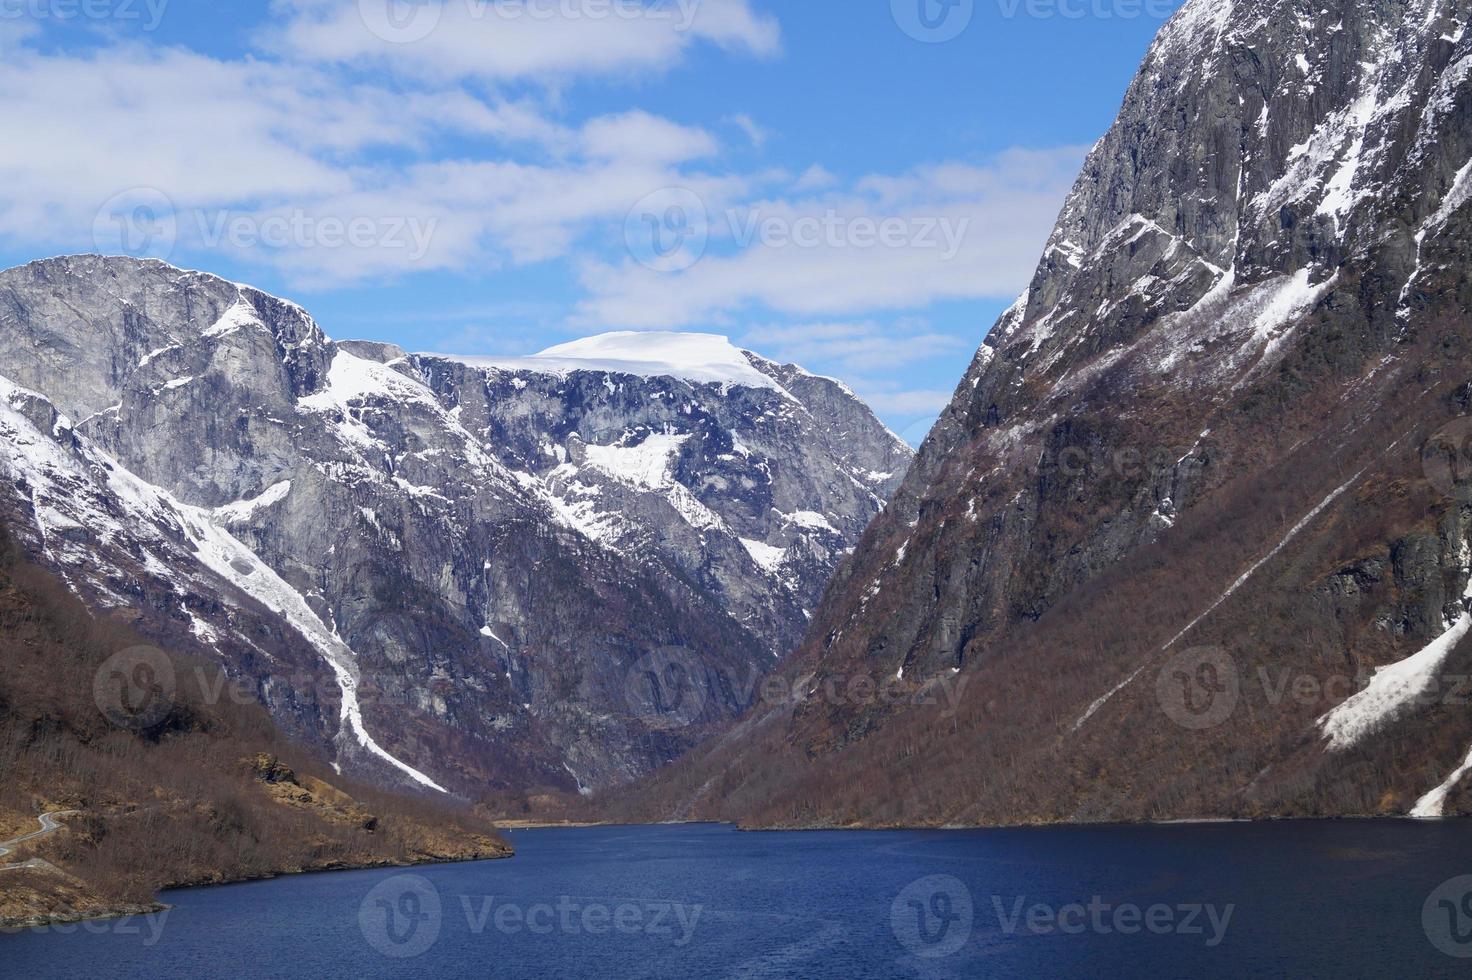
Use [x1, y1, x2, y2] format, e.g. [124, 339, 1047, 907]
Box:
[0, 254, 910, 801]
[618, 0, 1472, 826]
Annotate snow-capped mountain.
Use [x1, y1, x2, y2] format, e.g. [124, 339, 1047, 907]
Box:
[0, 255, 910, 798]
[620, 0, 1472, 826]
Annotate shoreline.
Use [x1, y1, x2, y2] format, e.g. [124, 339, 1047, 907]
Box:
[8, 812, 1465, 932]
[0, 847, 512, 933]
[506, 810, 1468, 833]
[726, 812, 1468, 832]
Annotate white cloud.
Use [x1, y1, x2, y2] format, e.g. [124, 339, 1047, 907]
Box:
[582, 111, 718, 163]
[0, 44, 561, 222]
[0, 39, 755, 285]
[726, 112, 770, 149]
[573, 146, 1087, 328]
[792, 164, 836, 191]
[272, 0, 780, 82]
[741, 320, 965, 373]
[159, 161, 758, 286]
[852, 385, 955, 416]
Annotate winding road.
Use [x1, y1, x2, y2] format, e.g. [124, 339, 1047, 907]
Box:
[0, 811, 77, 872]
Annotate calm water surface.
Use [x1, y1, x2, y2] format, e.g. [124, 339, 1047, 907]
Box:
[5, 820, 1472, 978]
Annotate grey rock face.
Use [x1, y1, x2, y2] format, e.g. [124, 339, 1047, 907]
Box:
[818, 0, 1472, 679]
[864, 0, 1472, 684]
[0, 254, 909, 797]
[625, 0, 1472, 826]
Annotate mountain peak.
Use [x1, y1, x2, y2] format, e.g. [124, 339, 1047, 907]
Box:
[431, 330, 782, 391]
[0, 261, 912, 797]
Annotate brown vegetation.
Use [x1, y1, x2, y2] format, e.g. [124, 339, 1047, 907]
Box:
[598, 278, 1472, 830]
[0, 521, 509, 927]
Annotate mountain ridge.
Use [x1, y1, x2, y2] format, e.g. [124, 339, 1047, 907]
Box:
[0, 253, 910, 803]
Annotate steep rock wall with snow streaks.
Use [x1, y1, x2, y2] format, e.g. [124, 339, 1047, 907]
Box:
[617, 0, 1472, 827]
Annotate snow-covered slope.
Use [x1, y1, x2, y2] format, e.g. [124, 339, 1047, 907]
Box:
[443, 331, 784, 391]
[0, 255, 911, 799]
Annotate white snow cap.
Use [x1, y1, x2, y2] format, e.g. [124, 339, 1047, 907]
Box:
[438, 331, 780, 390]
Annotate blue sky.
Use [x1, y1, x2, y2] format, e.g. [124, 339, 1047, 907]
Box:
[0, 0, 1183, 443]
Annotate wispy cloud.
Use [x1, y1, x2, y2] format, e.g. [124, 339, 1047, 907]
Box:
[726, 112, 770, 149]
[735, 319, 968, 444]
[270, 0, 780, 82]
[574, 147, 1086, 328]
[741, 320, 966, 373]
[582, 111, 719, 163]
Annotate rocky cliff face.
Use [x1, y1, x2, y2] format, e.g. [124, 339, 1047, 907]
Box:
[621, 0, 1472, 826]
[0, 255, 909, 799]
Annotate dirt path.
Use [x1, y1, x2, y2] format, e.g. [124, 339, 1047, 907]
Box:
[0, 811, 77, 872]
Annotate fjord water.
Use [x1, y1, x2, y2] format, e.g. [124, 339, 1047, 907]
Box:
[5, 821, 1471, 978]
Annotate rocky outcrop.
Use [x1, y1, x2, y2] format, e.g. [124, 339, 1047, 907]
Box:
[0, 255, 909, 799]
[617, 0, 1472, 827]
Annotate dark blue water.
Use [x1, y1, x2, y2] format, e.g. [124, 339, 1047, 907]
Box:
[5, 820, 1472, 978]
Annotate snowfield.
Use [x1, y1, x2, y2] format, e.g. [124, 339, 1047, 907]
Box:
[434, 331, 784, 392]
